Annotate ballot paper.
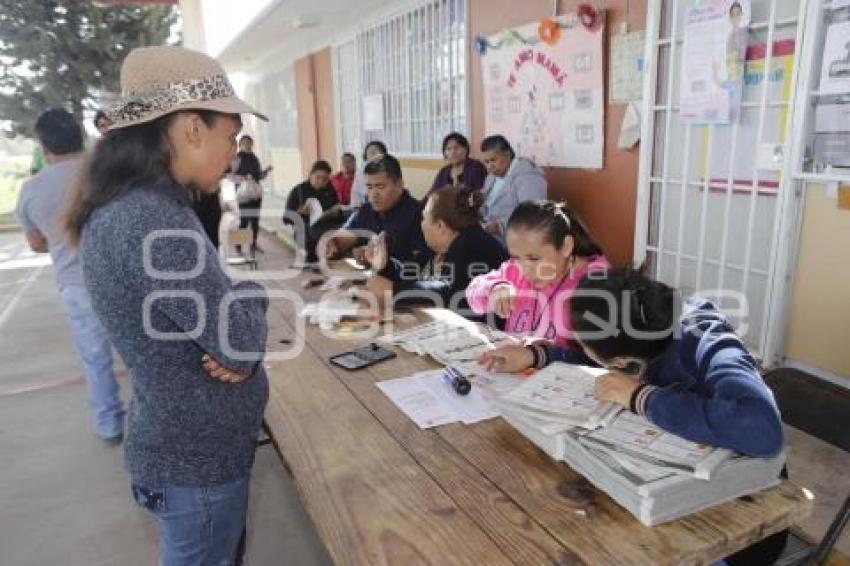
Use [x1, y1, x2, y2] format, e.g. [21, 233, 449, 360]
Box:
[497, 367, 783, 525]
[380, 320, 517, 362]
[576, 412, 733, 480]
[376, 370, 499, 429]
[559, 429, 784, 526]
[497, 363, 620, 431]
[304, 198, 323, 226]
[379, 320, 522, 396]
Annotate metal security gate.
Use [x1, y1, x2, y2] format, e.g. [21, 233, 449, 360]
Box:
[634, 0, 811, 365]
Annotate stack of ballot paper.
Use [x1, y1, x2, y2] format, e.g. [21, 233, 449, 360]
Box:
[495, 362, 785, 526]
[379, 321, 521, 394]
[493, 363, 620, 432]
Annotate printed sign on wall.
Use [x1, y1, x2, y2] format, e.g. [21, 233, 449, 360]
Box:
[478, 8, 605, 168]
[679, 0, 751, 124]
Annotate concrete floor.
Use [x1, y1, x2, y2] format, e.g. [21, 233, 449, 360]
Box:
[0, 230, 847, 564]
[0, 233, 331, 566]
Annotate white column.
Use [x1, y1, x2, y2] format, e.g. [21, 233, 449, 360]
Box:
[179, 0, 207, 53]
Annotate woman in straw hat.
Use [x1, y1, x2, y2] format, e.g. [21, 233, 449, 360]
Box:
[66, 46, 269, 565]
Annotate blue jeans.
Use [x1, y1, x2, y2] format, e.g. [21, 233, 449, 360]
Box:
[59, 284, 124, 438]
[131, 477, 250, 566]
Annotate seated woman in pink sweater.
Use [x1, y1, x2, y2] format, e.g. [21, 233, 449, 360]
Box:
[465, 200, 609, 352]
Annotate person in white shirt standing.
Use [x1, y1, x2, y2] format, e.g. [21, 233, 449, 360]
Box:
[15, 108, 124, 443]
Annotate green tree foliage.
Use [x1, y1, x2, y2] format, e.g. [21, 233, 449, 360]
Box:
[0, 0, 179, 137]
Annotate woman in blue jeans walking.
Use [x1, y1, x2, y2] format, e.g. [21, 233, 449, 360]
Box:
[64, 46, 270, 566]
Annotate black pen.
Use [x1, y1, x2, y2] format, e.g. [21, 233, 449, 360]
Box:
[442, 365, 471, 396]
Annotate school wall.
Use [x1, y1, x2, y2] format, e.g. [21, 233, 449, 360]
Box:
[468, 0, 647, 266]
[294, 0, 647, 223]
[295, 55, 319, 176]
[784, 184, 850, 378]
[313, 48, 338, 168]
[305, 49, 441, 196]
[399, 158, 444, 199]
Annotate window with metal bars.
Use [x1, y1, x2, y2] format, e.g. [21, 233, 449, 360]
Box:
[333, 0, 468, 158]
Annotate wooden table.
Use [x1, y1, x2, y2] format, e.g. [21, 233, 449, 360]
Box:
[255, 244, 812, 566]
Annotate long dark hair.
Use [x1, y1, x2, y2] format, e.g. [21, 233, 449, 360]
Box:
[65, 110, 224, 245]
[506, 200, 604, 258]
[570, 268, 678, 362]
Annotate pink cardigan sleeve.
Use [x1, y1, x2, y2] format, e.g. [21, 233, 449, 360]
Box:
[465, 259, 517, 314]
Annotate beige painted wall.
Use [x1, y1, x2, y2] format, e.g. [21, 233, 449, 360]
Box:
[312, 48, 337, 164]
[269, 148, 303, 197]
[294, 55, 318, 177]
[785, 183, 850, 378]
[399, 157, 443, 199]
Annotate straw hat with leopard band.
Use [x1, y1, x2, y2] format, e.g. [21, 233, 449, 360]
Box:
[105, 45, 268, 130]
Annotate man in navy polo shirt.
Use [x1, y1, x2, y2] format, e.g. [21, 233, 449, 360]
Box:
[317, 154, 431, 281]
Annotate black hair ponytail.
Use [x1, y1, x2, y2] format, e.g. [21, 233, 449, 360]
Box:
[506, 200, 604, 258]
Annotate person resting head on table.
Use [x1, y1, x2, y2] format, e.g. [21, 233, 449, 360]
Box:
[283, 159, 344, 263]
[364, 187, 508, 308]
[317, 154, 431, 277]
[479, 267, 784, 458]
[477, 266, 789, 566]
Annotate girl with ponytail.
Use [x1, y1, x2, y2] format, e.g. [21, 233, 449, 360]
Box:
[364, 186, 507, 308]
[466, 200, 609, 349]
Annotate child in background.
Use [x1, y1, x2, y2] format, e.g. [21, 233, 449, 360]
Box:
[481, 267, 787, 566]
[465, 200, 609, 351]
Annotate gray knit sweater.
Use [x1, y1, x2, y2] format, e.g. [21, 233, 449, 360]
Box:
[80, 181, 269, 487]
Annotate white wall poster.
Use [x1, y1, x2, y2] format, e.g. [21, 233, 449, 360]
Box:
[679, 0, 751, 124]
[478, 9, 605, 168]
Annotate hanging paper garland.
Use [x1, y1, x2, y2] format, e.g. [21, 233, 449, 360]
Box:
[475, 9, 603, 54]
[538, 17, 562, 46]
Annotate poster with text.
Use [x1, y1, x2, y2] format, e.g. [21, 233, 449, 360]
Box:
[679, 0, 750, 124]
[699, 39, 795, 191]
[818, 19, 850, 95]
[479, 12, 605, 168]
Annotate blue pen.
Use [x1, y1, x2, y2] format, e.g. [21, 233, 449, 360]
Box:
[442, 365, 471, 396]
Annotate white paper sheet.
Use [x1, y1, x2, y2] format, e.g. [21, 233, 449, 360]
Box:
[499, 363, 614, 429]
[610, 30, 645, 103]
[376, 370, 499, 429]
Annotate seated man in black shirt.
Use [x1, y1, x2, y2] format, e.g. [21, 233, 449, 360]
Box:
[317, 154, 431, 281]
[284, 160, 344, 262]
